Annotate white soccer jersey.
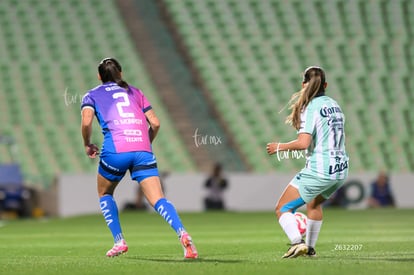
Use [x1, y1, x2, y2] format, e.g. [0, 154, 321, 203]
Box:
[298, 95, 349, 180]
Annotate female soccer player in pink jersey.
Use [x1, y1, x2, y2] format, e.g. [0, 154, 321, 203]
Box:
[81, 58, 198, 258]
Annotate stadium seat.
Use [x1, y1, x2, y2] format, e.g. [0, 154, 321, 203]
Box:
[0, 0, 196, 185]
[162, 0, 411, 173]
[2, 0, 410, 176]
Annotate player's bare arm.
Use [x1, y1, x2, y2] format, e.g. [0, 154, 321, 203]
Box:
[81, 107, 99, 158]
[145, 109, 160, 143]
[266, 133, 312, 155]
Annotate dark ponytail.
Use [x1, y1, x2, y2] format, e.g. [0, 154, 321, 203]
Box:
[98, 57, 129, 89]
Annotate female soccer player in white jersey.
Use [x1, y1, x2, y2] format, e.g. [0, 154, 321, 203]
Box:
[266, 66, 349, 258]
[81, 58, 198, 258]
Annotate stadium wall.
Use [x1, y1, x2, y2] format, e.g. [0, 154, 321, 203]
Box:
[50, 173, 414, 217]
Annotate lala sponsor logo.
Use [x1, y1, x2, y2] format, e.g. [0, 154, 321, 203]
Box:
[329, 156, 348, 174]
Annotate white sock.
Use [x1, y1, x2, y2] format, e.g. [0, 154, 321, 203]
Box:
[306, 219, 323, 248]
[279, 212, 302, 244]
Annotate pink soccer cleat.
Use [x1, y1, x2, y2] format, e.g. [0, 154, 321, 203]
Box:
[106, 239, 128, 257]
[179, 232, 198, 259]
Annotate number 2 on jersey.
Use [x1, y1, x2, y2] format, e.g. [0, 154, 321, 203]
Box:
[113, 92, 134, 118]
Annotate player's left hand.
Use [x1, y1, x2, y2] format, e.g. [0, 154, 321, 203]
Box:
[85, 144, 99, 158]
[266, 142, 279, 155]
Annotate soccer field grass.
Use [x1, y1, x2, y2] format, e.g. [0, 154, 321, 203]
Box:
[0, 209, 413, 275]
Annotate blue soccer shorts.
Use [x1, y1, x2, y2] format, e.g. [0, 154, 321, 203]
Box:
[98, 151, 159, 183]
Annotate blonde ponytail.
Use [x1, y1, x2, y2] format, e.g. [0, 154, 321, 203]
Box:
[285, 67, 325, 130]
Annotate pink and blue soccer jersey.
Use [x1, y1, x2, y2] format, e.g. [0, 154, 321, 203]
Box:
[81, 82, 152, 154]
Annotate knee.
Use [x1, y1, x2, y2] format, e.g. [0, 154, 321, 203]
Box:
[275, 197, 306, 219]
[97, 174, 118, 197]
[275, 204, 285, 219]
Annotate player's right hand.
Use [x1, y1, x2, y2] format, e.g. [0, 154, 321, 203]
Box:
[85, 144, 99, 158]
[266, 142, 279, 155]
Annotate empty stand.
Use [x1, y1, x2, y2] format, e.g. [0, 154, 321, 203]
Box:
[0, 0, 195, 184]
[163, 0, 412, 172]
[1, 0, 411, 177]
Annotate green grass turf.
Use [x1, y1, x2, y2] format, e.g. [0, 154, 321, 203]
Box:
[0, 209, 413, 275]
